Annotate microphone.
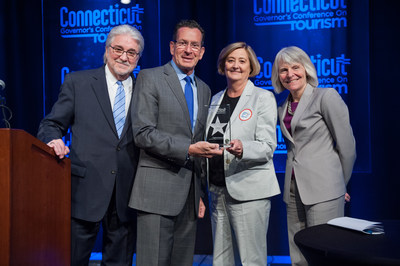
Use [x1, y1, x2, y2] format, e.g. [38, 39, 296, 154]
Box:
[0, 79, 12, 128]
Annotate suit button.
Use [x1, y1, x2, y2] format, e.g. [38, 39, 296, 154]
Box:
[116, 147, 121, 151]
[111, 170, 116, 174]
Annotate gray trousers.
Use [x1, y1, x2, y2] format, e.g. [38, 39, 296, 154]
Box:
[135, 182, 196, 266]
[287, 178, 345, 266]
[209, 184, 271, 266]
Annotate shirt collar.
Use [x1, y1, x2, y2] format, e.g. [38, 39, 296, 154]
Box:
[170, 60, 195, 84]
[105, 64, 132, 88]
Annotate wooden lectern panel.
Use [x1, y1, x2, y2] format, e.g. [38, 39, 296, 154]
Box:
[0, 129, 71, 266]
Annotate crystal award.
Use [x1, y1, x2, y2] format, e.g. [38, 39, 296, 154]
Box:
[208, 103, 231, 147]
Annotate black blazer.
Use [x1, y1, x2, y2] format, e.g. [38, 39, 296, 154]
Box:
[38, 65, 138, 222]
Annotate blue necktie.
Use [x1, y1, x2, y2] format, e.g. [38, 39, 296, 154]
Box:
[113, 81, 126, 138]
[184, 76, 194, 128]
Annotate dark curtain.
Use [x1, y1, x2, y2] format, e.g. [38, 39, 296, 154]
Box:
[348, 0, 400, 220]
[0, 0, 44, 134]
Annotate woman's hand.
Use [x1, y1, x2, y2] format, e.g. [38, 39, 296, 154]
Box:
[345, 193, 351, 202]
[226, 139, 243, 159]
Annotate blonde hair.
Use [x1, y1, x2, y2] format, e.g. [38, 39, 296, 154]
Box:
[217, 42, 260, 77]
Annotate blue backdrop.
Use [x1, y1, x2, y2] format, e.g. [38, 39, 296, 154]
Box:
[41, 0, 370, 174]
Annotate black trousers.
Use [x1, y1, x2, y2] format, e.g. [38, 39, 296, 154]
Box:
[71, 188, 136, 266]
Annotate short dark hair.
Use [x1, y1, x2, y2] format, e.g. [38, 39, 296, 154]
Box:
[172, 20, 205, 45]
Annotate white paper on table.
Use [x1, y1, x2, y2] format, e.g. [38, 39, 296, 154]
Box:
[327, 217, 384, 235]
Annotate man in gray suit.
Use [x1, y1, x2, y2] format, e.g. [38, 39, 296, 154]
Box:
[38, 25, 144, 265]
[129, 20, 222, 266]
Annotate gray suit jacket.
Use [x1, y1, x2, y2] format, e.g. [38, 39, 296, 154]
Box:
[278, 84, 356, 205]
[37, 66, 138, 223]
[206, 80, 280, 201]
[129, 62, 210, 216]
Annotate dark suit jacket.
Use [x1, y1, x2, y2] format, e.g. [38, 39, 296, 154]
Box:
[37, 66, 138, 223]
[129, 62, 210, 216]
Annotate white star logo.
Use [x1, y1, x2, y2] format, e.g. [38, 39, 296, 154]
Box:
[210, 116, 227, 136]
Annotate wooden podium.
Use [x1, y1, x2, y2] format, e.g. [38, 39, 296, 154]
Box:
[0, 129, 71, 265]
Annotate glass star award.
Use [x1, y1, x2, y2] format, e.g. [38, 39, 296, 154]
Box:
[208, 103, 231, 147]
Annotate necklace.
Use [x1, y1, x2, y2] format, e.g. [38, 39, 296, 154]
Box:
[287, 95, 295, 115]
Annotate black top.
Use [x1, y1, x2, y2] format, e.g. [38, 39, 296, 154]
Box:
[207, 91, 240, 187]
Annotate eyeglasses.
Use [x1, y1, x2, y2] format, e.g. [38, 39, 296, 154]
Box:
[174, 40, 202, 51]
[109, 45, 139, 59]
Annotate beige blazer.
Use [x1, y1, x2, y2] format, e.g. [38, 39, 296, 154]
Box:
[278, 84, 356, 205]
[206, 80, 281, 201]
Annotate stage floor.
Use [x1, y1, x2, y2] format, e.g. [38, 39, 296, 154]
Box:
[89, 253, 291, 265]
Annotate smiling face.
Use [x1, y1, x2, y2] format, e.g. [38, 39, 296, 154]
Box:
[278, 61, 308, 99]
[105, 34, 140, 80]
[170, 27, 205, 75]
[224, 48, 251, 84]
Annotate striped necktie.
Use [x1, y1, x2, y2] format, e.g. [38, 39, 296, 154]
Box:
[113, 81, 126, 138]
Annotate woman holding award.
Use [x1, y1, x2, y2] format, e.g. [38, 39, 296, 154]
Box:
[205, 42, 280, 266]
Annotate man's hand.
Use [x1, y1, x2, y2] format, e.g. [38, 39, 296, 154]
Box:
[188, 141, 223, 158]
[47, 139, 70, 159]
[198, 197, 206, 218]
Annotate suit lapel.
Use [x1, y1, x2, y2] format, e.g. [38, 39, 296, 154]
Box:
[91, 66, 116, 135]
[91, 66, 134, 140]
[229, 80, 253, 126]
[290, 84, 314, 135]
[279, 100, 294, 144]
[206, 81, 254, 139]
[194, 76, 209, 134]
[164, 63, 193, 132]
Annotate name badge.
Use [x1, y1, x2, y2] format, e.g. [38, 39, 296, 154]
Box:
[239, 109, 252, 121]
